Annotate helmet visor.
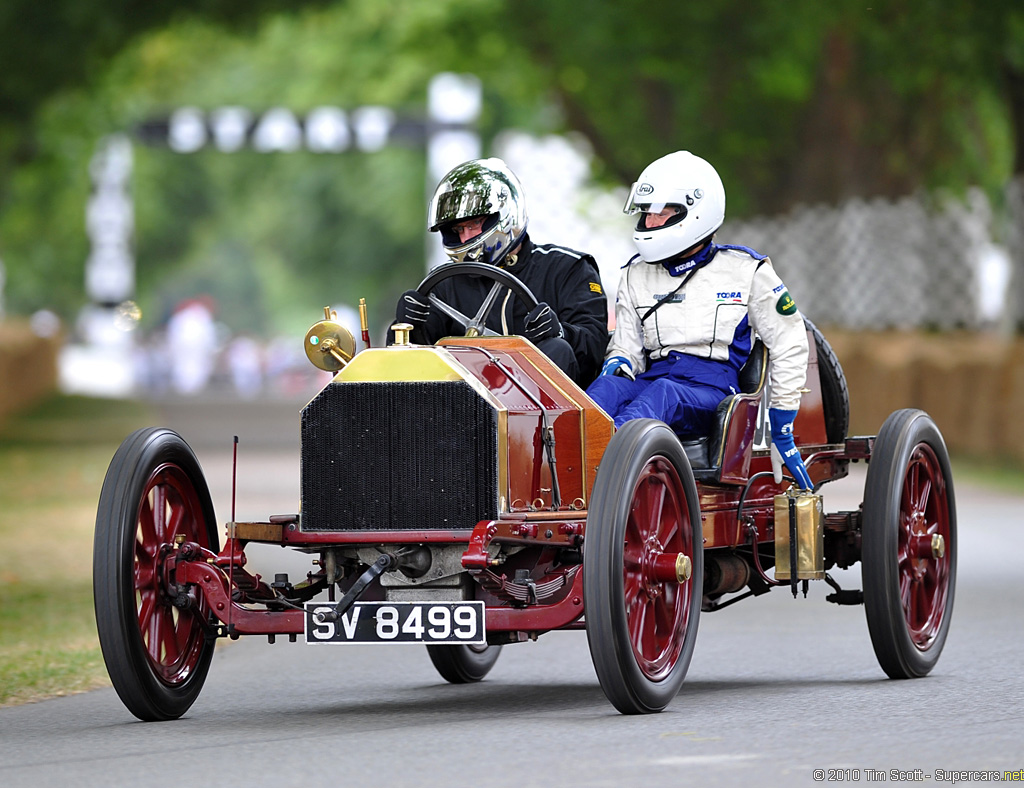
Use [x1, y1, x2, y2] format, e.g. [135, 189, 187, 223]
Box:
[624, 181, 704, 215]
[437, 218, 510, 265]
[633, 204, 688, 232]
[438, 214, 499, 248]
[623, 182, 652, 215]
[432, 191, 495, 230]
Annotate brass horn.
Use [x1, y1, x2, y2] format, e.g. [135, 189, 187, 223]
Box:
[304, 307, 356, 372]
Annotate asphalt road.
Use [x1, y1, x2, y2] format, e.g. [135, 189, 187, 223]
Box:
[1, 395, 1021, 788]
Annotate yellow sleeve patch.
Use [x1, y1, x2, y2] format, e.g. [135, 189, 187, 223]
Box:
[589, 282, 603, 294]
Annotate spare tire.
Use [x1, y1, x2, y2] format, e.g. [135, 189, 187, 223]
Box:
[804, 316, 850, 444]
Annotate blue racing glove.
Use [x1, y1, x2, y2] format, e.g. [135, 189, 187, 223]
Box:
[600, 355, 635, 380]
[396, 289, 431, 326]
[769, 408, 813, 490]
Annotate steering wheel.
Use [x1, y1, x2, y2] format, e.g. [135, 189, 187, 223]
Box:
[416, 262, 540, 338]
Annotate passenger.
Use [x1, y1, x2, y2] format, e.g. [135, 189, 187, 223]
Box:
[391, 157, 609, 388]
[586, 151, 813, 488]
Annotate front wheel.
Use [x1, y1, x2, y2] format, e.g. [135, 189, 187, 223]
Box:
[93, 428, 220, 721]
[862, 409, 956, 679]
[426, 644, 502, 683]
[584, 419, 703, 714]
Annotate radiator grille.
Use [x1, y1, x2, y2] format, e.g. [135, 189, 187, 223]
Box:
[300, 381, 499, 531]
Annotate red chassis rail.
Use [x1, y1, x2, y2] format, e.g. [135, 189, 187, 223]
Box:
[172, 440, 871, 638]
[700, 442, 868, 547]
[174, 552, 586, 637]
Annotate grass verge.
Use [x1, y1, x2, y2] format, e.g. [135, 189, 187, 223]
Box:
[951, 455, 1024, 496]
[0, 394, 154, 707]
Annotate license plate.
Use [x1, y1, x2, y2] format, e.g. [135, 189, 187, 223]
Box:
[305, 601, 486, 645]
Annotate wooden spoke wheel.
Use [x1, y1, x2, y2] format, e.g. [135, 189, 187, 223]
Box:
[862, 409, 956, 678]
[584, 419, 703, 714]
[94, 428, 219, 721]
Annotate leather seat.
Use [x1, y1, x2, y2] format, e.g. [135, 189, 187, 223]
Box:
[680, 339, 767, 479]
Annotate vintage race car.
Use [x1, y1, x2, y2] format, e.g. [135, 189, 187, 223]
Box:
[93, 263, 956, 720]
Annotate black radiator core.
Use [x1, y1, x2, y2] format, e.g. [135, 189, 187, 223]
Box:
[300, 380, 499, 531]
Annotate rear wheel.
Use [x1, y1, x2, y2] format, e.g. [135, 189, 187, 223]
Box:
[584, 419, 703, 714]
[94, 428, 219, 721]
[426, 644, 502, 683]
[862, 409, 956, 678]
[804, 316, 850, 444]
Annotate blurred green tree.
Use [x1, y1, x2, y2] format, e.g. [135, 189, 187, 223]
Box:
[0, 0, 531, 331]
[0, 0, 323, 325]
[476, 0, 1024, 212]
[1, 0, 1021, 330]
[0, 0, 329, 169]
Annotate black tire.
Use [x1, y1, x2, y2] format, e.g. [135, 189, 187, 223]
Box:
[94, 428, 219, 721]
[426, 644, 502, 683]
[804, 316, 850, 443]
[862, 409, 956, 678]
[584, 419, 703, 714]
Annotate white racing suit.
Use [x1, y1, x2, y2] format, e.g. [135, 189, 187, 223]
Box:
[586, 244, 809, 437]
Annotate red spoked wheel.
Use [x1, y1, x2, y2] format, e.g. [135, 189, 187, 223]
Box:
[94, 428, 219, 720]
[862, 409, 956, 678]
[624, 457, 692, 678]
[584, 419, 703, 714]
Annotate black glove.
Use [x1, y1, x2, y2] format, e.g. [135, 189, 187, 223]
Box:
[523, 302, 563, 344]
[396, 289, 431, 326]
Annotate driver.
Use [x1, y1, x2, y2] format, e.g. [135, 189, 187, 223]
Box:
[586, 151, 813, 488]
[390, 157, 609, 388]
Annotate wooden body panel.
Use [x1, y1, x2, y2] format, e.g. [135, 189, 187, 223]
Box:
[793, 330, 828, 446]
[718, 328, 828, 482]
[441, 337, 613, 510]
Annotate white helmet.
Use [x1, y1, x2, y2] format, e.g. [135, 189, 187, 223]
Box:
[624, 151, 725, 263]
[428, 158, 528, 266]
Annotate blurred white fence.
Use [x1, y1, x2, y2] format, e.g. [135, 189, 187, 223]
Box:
[499, 131, 1022, 332]
[719, 178, 1024, 332]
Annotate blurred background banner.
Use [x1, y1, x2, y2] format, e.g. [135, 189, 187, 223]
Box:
[0, 0, 1022, 444]
[60, 75, 487, 398]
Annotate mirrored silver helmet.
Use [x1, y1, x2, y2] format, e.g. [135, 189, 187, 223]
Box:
[428, 157, 528, 266]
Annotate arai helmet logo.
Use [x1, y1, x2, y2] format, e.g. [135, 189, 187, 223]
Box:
[636, 183, 654, 196]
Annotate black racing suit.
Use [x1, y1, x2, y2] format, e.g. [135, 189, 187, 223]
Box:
[391, 236, 610, 388]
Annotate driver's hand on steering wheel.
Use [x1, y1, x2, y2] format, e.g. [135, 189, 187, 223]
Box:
[397, 290, 431, 326]
[524, 302, 563, 344]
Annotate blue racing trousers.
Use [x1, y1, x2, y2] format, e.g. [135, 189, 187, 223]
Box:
[586, 354, 738, 436]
